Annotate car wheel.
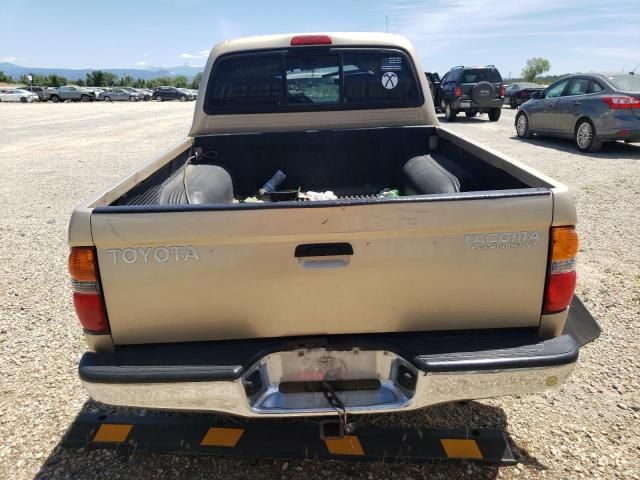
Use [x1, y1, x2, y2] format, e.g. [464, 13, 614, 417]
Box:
[510, 97, 518, 109]
[465, 111, 477, 118]
[180, 95, 186, 102]
[20, 97, 27, 103]
[444, 101, 456, 122]
[81, 95, 89, 102]
[575, 119, 602, 153]
[515, 112, 532, 139]
[488, 108, 501, 121]
[129, 96, 136, 102]
[104, 96, 111, 102]
[51, 95, 59, 103]
[156, 96, 163, 102]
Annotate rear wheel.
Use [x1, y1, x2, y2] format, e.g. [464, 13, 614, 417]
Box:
[129, 96, 136, 102]
[156, 95, 163, 102]
[20, 97, 27, 103]
[444, 101, 456, 122]
[50, 95, 60, 103]
[510, 97, 518, 109]
[515, 112, 532, 138]
[488, 108, 501, 121]
[180, 95, 186, 102]
[81, 95, 89, 102]
[104, 96, 111, 102]
[575, 119, 602, 153]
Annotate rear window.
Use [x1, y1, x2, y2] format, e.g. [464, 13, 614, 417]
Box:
[604, 74, 640, 92]
[461, 68, 502, 84]
[205, 49, 422, 114]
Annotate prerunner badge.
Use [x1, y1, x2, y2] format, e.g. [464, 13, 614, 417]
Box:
[381, 72, 398, 89]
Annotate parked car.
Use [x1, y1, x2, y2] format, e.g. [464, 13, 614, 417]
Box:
[0, 88, 40, 103]
[99, 88, 141, 102]
[515, 72, 640, 152]
[424, 72, 441, 110]
[20, 86, 57, 101]
[70, 33, 582, 419]
[437, 65, 505, 122]
[152, 86, 190, 101]
[133, 88, 152, 101]
[118, 87, 145, 101]
[505, 82, 545, 109]
[49, 86, 95, 103]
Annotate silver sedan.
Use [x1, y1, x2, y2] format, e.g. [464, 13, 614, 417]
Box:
[515, 72, 640, 152]
[98, 88, 141, 102]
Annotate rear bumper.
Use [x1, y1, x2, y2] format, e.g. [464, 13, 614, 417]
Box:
[455, 98, 504, 110]
[80, 330, 578, 417]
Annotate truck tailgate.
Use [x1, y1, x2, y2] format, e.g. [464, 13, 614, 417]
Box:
[92, 191, 552, 345]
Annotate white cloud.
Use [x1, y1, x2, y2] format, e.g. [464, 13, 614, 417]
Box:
[135, 61, 147, 67]
[1, 56, 17, 63]
[178, 53, 201, 60]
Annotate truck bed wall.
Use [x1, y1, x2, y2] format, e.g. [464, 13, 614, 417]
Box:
[115, 127, 527, 206]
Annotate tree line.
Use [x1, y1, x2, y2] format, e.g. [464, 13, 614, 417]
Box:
[0, 70, 203, 89]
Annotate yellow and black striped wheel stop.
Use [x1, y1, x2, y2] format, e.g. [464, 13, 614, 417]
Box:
[62, 413, 516, 464]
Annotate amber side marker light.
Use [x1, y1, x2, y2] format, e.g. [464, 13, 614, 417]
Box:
[69, 247, 109, 334]
[543, 227, 578, 314]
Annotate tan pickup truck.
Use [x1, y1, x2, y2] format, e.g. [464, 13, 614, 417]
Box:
[69, 33, 582, 418]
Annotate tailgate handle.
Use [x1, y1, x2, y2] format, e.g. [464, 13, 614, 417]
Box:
[295, 243, 353, 258]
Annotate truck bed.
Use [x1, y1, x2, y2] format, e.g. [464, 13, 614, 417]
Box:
[113, 126, 528, 207]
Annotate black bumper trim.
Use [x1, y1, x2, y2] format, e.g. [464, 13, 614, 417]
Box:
[414, 334, 578, 372]
[79, 327, 579, 385]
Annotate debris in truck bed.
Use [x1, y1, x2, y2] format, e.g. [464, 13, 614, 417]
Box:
[378, 188, 400, 198]
[259, 170, 287, 196]
[300, 190, 338, 201]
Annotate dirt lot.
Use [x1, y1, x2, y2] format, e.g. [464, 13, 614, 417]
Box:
[0, 102, 638, 480]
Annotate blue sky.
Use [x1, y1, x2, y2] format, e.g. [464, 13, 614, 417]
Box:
[1, 0, 638, 77]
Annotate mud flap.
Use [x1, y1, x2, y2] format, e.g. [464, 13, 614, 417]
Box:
[563, 296, 601, 347]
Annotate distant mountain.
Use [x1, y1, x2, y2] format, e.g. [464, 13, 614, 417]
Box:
[0, 62, 203, 81]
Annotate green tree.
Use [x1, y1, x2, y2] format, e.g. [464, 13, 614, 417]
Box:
[521, 57, 551, 82]
[75, 78, 86, 86]
[190, 71, 203, 90]
[47, 74, 67, 87]
[86, 70, 105, 86]
[173, 75, 188, 88]
[0, 71, 15, 83]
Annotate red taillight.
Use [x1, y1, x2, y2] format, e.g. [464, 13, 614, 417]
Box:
[543, 227, 578, 314]
[290, 35, 332, 46]
[602, 95, 640, 109]
[69, 247, 109, 334]
[500, 84, 506, 97]
[544, 271, 577, 315]
[73, 292, 108, 333]
[454, 86, 462, 97]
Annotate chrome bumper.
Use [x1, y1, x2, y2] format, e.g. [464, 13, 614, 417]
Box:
[82, 362, 575, 418]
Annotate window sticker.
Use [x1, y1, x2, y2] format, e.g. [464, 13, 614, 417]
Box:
[381, 72, 399, 89]
[381, 56, 403, 71]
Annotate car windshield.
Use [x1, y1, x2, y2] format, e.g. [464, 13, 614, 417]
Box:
[605, 74, 640, 92]
[461, 69, 502, 83]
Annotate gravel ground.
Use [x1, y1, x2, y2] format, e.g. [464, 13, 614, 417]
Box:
[0, 102, 638, 480]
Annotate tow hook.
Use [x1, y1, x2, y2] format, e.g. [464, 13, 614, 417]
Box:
[321, 381, 355, 435]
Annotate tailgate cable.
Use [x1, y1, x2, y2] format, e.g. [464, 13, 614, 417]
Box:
[322, 381, 355, 434]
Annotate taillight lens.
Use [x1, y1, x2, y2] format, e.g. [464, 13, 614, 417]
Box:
[602, 95, 640, 109]
[543, 227, 578, 314]
[69, 247, 109, 334]
[500, 84, 506, 96]
[454, 86, 462, 97]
